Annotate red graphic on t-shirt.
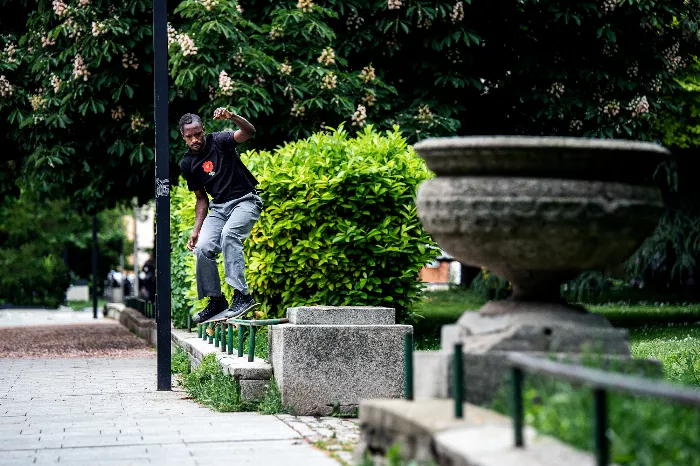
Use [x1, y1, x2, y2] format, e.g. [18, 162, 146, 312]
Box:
[202, 161, 214, 173]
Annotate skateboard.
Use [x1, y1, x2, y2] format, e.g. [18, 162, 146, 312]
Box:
[200, 304, 260, 335]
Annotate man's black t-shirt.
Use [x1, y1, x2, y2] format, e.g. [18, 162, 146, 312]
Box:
[179, 131, 255, 204]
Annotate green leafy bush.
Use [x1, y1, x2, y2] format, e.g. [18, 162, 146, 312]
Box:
[170, 126, 439, 322]
[246, 125, 438, 320]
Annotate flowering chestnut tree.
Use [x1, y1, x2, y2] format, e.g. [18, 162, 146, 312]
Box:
[1, 0, 699, 211]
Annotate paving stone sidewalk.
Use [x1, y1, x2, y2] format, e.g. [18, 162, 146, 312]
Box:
[0, 311, 354, 466]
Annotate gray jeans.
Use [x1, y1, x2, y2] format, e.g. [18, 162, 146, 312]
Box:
[193, 192, 263, 299]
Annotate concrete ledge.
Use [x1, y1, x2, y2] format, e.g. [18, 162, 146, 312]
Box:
[171, 329, 272, 402]
[287, 306, 395, 325]
[105, 302, 157, 347]
[355, 399, 605, 466]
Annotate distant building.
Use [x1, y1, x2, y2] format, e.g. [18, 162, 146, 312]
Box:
[419, 249, 461, 291]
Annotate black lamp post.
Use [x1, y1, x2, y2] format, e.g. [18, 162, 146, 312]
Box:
[153, 0, 171, 391]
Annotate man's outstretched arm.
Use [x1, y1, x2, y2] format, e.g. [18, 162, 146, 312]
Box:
[213, 107, 256, 143]
[187, 188, 209, 251]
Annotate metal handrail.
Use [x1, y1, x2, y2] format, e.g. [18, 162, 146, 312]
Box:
[508, 352, 700, 408]
[507, 352, 700, 466]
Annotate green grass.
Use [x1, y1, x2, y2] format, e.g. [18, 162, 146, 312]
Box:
[629, 324, 700, 387]
[67, 298, 107, 311]
[491, 371, 700, 466]
[171, 348, 284, 413]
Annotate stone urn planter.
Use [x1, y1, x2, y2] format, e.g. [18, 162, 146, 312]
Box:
[415, 136, 667, 314]
[411, 136, 669, 403]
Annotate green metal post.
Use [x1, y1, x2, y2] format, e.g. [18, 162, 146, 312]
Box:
[187, 313, 192, 332]
[203, 322, 208, 340]
[453, 343, 463, 419]
[227, 324, 233, 355]
[404, 332, 413, 400]
[214, 325, 220, 347]
[221, 325, 226, 352]
[208, 322, 213, 344]
[511, 367, 524, 447]
[197, 323, 202, 339]
[248, 326, 256, 362]
[237, 325, 244, 357]
[593, 389, 609, 466]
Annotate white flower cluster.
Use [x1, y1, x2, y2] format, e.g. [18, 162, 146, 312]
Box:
[270, 25, 283, 40]
[111, 106, 125, 120]
[167, 24, 178, 47]
[628, 95, 649, 117]
[362, 92, 376, 107]
[297, 0, 314, 13]
[52, 0, 68, 18]
[446, 49, 462, 64]
[108, 5, 117, 14]
[663, 43, 682, 74]
[92, 21, 107, 36]
[131, 114, 147, 132]
[417, 14, 432, 29]
[178, 33, 197, 56]
[29, 93, 47, 111]
[416, 104, 433, 125]
[254, 74, 266, 86]
[279, 63, 292, 76]
[42, 35, 56, 48]
[73, 54, 90, 81]
[199, 0, 219, 11]
[283, 84, 293, 99]
[317, 47, 335, 66]
[208, 86, 216, 101]
[321, 72, 337, 90]
[79, 0, 91, 7]
[218, 70, 234, 96]
[291, 101, 305, 118]
[236, 2, 243, 14]
[122, 52, 138, 69]
[50, 74, 62, 93]
[627, 61, 639, 78]
[233, 48, 245, 65]
[65, 18, 82, 39]
[548, 82, 565, 99]
[3, 42, 17, 64]
[651, 77, 662, 93]
[351, 104, 367, 126]
[602, 42, 618, 57]
[0, 75, 13, 98]
[569, 119, 583, 132]
[602, 100, 620, 116]
[450, 2, 464, 23]
[601, 0, 621, 13]
[388, 0, 403, 10]
[360, 65, 375, 83]
[346, 13, 364, 30]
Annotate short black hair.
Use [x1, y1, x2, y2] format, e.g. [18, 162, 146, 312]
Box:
[179, 113, 203, 135]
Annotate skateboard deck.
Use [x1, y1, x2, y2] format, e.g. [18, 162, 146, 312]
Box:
[200, 303, 260, 325]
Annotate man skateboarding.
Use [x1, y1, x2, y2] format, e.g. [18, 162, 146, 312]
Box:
[178, 108, 262, 323]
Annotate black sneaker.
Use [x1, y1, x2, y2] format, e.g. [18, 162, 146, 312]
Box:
[192, 295, 229, 323]
[224, 293, 259, 319]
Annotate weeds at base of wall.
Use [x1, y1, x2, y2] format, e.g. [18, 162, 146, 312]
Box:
[171, 348, 285, 414]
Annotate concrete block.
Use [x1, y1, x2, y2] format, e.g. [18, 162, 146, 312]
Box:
[355, 399, 598, 466]
[287, 306, 395, 325]
[269, 324, 411, 416]
[240, 380, 269, 402]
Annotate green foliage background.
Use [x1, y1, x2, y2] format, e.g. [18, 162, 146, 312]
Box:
[170, 126, 438, 324]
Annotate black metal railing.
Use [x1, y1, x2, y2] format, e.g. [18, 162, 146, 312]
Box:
[124, 297, 155, 320]
[507, 352, 700, 466]
[196, 318, 289, 361]
[401, 340, 700, 466]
